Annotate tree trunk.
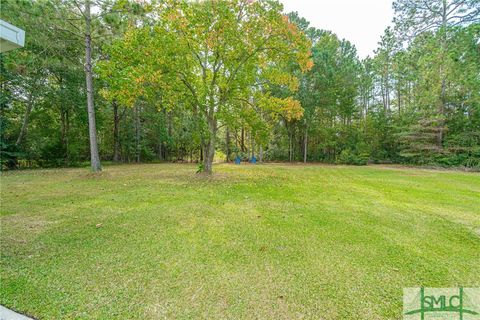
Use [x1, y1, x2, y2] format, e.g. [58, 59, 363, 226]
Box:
[60, 108, 70, 166]
[241, 126, 245, 152]
[250, 131, 254, 159]
[259, 145, 263, 163]
[385, 74, 390, 112]
[303, 125, 308, 163]
[437, 2, 448, 148]
[397, 84, 401, 115]
[437, 78, 446, 147]
[166, 110, 172, 161]
[158, 143, 163, 161]
[84, 0, 101, 172]
[289, 129, 293, 163]
[15, 95, 34, 146]
[225, 127, 230, 162]
[381, 81, 387, 113]
[203, 117, 217, 174]
[113, 101, 120, 162]
[135, 104, 140, 163]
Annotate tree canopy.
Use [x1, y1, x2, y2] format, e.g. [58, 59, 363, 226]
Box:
[1, 0, 479, 171]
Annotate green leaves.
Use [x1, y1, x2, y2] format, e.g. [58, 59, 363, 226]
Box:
[97, 0, 312, 171]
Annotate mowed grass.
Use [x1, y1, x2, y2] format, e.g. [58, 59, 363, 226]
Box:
[1, 163, 479, 319]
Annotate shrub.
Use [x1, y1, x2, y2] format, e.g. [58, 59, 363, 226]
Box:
[336, 149, 368, 166]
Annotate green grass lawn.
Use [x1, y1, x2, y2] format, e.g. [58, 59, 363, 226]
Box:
[1, 163, 479, 319]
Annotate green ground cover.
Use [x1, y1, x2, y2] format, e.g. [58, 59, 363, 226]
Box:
[1, 164, 479, 319]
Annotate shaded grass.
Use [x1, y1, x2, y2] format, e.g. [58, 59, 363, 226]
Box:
[1, 163, 479, 319]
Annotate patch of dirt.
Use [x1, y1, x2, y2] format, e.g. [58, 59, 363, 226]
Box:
[0, 214, 53, 244]
[191, 172, 231, 181]
[80, 171, 112, 180]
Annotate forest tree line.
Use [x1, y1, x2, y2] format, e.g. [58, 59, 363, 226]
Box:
[1, 0, 479, 173]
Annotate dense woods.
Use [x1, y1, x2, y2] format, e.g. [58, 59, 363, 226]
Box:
[1, 0, 479, 172]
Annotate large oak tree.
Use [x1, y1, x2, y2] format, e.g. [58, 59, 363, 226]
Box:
[99, 0, 312, 173]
